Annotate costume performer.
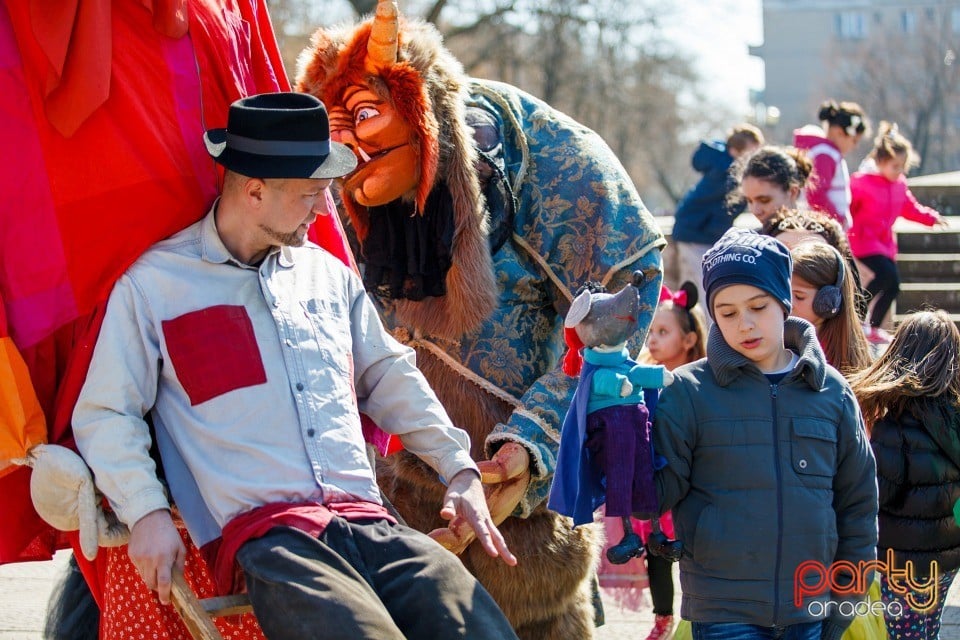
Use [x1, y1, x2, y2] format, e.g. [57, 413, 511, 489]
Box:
[296, 2, 665, 637]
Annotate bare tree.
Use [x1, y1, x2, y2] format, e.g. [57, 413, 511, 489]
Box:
[825, 7, 959, 174]
[267, 0, 725, 209]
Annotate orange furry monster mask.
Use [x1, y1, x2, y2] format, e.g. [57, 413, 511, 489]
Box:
[295, 1, 497, 338]
[296, 1, 445, 239]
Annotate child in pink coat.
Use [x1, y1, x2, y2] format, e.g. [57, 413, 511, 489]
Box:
[849, 122, 947, 344]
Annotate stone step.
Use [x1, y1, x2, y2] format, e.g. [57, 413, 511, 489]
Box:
[893, 311, 960, 330]
[897, 282, 960, 314]
[897, 254, 960, 281]
[897, 229, 960, 253]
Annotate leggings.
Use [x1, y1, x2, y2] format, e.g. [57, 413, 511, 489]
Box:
[879, 567, 958, 639]
[859, 255, 900, 328]
[647, 552, 675, 616]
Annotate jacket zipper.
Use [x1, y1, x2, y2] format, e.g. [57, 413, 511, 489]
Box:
[771, 382, 783, 624]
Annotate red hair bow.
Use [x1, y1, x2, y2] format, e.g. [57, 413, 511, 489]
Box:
[659, 285, 687, 308]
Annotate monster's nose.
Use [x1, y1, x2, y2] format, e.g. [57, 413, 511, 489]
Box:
[332, 129, 360, 157]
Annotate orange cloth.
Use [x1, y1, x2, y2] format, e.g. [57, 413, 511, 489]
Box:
[0, 338, 45, 476]
[0, 300, 45, 477]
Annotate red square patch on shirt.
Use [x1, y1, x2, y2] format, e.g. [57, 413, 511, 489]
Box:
[162, 305, 267, 406]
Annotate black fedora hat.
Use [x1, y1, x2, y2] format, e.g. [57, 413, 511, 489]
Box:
[204, 92, 357, 179]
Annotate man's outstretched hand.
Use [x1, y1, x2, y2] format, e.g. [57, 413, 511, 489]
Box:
[439, 468, 518, 566]
[430, 443, 531, 563]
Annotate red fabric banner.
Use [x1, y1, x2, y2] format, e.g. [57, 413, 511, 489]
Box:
[0, 0, 291, 568]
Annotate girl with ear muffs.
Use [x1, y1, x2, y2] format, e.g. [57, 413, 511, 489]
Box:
[789, 242, 872, 376]
[762, 209, 870, 323]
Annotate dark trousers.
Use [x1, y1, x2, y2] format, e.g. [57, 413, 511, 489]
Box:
[647, 552, 675, 616]
[859, 254, 900, 328]
[236, 520, 519, 640]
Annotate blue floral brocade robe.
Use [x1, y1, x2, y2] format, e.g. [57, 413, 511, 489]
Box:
[378, 79, 666, 515]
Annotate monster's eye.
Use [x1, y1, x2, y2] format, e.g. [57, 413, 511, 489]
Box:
[355, 107, 380, 125]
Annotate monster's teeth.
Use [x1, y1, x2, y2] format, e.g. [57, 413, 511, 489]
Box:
[358, 147, 372, 163]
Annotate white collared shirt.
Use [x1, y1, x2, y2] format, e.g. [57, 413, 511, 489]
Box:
[74, 206, 476, 533]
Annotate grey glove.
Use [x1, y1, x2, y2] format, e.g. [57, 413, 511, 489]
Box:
[27, 444, 129, 560]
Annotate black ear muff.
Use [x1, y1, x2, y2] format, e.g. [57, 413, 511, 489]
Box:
[811, 246, 846, 319]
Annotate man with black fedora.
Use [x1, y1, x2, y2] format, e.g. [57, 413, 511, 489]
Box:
[71, 92, 519, 640]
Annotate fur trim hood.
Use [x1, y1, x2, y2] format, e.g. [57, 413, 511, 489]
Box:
[295, 15, 497, 338]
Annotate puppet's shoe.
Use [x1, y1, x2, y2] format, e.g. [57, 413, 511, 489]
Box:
[647, 532, 683, 562]
[646, 614, 675, 640]
[605, 531, 644, 565]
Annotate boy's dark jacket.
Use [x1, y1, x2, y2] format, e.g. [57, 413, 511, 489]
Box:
[672, 140, 744, 245]
[872, 397, 960, 574]
[654, 318, 877, 640]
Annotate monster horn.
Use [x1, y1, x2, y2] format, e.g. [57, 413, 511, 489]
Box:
[365, 0, 399, 73]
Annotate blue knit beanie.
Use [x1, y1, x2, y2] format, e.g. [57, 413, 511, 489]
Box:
[701, 228, 793, 319]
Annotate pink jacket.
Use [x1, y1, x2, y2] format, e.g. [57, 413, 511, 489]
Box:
[794, 126, 852, 229]
[849, 166, 940, 260]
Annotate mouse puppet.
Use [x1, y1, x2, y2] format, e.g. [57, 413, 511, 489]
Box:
[549, 271, 683, 563]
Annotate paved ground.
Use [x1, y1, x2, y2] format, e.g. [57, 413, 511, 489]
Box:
[1, 551, 959, 639]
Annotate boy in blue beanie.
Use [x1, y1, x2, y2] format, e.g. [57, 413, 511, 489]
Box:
[653, 228, 878, 640]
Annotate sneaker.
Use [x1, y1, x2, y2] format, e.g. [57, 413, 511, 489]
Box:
[646, 614, 675, 640]
[866, 326, 893, 345]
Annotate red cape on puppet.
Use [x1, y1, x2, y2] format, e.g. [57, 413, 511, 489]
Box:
[0, 0, 355, 605]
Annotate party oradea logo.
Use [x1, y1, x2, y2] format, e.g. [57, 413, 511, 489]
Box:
[794, 549, 939, 618]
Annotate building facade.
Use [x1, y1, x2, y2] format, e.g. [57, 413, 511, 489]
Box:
[750, 0, 960, 161]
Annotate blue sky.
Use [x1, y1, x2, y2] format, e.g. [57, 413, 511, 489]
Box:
[664, 0, 765, 118]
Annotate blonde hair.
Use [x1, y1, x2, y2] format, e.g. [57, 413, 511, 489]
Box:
[870, 121, 920, 173]
[662, 299, 708, 364]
